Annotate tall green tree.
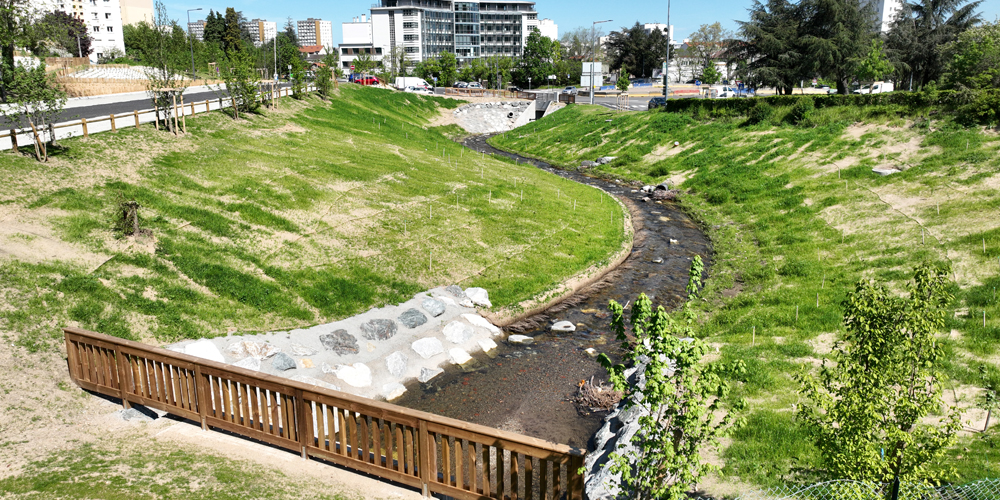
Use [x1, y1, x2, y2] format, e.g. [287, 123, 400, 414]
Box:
[202, 10, 224, 46]
[222, 7, 243, 53]
[797, 266, 961, 482]
[856, 38, 894, 82]
[729, 0, 806, 94]
[943, 20, 1000, 90]
[438, 51, 457, 87]
[515, 31, 558, 85]
[0, 0, 34, 101]
[685, 23, 734, 71]
[885, 0, 982, 89]
[605, 22, 670, 79]
[39, 11, 91, 57]
[800, 0, 878, 94]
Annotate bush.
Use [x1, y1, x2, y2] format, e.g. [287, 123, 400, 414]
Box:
[786, 96, 814, 125]
[746, 101, 774, 125]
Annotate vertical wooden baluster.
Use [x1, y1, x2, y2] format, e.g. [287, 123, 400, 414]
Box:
[511, 453, 520, 500]
[568, 454, 584, 499]
[285, 393, 298, 441]
[383, 419, 392, 466]
[405, 426, 414, 475]
[482, 445, 491, 497]
[131, 355, 142, 399]
[497, 447, 506, 500]
[468, 442, 477, 494]
[359, 415, 370, 462]
[442, 435, 451, 485]
[64, 337, 79, 382]
[372, 418, 382, 466]
[249, 386, 262, 431]
[395, 424, 404, 472]
[296, 389, 310, 458]
[80, 344, 92, 383]
[539, 459, 548, 500]
[136, 358, 149, 399]
[194, 366, 208, 430]
[524, 456, 534, 500]
[338, 409, 348, 456]
[270, 391, 281, 435]
[455, 439, 464, 491]
[220, 379, 232, 422]
[553, 458, 563, 500]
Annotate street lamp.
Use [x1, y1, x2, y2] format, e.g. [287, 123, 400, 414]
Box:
[187, 8, 202, 80]
[528, 77, 531, 91]
[664, 0, 672, 102]
[589, 19, 612, 105]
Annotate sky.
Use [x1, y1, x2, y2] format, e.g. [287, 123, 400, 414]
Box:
[165, 0, 1000, 45]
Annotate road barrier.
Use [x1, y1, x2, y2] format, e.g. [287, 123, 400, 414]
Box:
[64, 327, 585, 500]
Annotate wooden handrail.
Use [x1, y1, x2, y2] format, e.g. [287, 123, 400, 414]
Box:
[64, 327, 585, 499]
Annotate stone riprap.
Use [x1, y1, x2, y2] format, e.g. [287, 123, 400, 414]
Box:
[453, 101, 533, 134]
[166, 286, 503, 402]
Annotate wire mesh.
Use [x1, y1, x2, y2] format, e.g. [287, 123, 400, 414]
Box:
[726, 479, 1000, 500]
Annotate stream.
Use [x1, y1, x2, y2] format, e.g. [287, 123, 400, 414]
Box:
[393, 134, 712, 451]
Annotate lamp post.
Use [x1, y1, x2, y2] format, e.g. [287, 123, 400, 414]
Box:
[664, 0, 671, 101]
[187, 8, 202, 79]
[589, 19, 612, 105]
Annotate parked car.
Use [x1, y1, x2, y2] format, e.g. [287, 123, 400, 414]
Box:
[467, 82, 483, 89]
[455, 81, 468, 88]
[647, 97, 667, 110]
[354, 75, 380, 86]
[711, 86, 739, 98]
[395, 77, 433, 90]
[507, 85, 522, 92]
[852, 81, 894, 94]
[404, 86, 432, 94]
[561, 86, 578, 95]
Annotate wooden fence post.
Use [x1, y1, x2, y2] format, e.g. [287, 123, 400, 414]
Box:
[110, 113, 116, 132]
[232, 96, 238, 120]
[114, 346, 132, 409]
[194, 364, 209, 431]
[134, 110, 139, 129]
[81, 118, 88, 137]
[180, 94, 187, 134]
[9, 129, 17, 151]
[172, 94, 178, 135]
[418, 420, 430, 497]
[295, 388, 309, 460]
[569, 454, 584, 499]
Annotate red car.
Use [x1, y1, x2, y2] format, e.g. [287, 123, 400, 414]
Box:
[355, 76, 380, 86]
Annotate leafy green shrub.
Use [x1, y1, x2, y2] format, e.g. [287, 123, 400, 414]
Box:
[786, 96, 814, 125]
[746, 101, 774, 125]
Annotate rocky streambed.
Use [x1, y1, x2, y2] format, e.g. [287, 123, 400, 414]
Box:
[393, 136, 712, 454]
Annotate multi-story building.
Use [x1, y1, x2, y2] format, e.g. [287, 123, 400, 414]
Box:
[339, 0, 546, 69]
[119, 0, 152, 25]
[40, 0, 126, 62]
[538, 18, 557, 40]
[297, 18, 333, 52]
[339, 15, 382, 72]
[869, 0, 903, 32]
[187, 20, 206, 42]
[243, 19, 277, 47]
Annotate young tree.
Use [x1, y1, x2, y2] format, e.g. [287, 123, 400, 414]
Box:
[352, 52, 377, 77]
[414, 57, 441, 84]
[797, 266, 961, 483]
[222, 7, 243, 54]
[599, 257, 745, 500]
[289, 56, 306, 99]
[220, 48, 261, 116]
[516, 31, 558, 85]
[856, 38, 894, 82]
[142, 1, 187, 133]
[438, 51, 457, 87]
[700, 64, 722, 85]
[616, 73, 630, 92]
[686, 22, 733, 72]
[943, 20, 1000, 90]
[0, 60, 66, 160]
[202, 9, 224, 46]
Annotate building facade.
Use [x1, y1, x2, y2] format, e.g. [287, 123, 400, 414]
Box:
[119, 0, 152, 25]
[869, 0, 903, 32]
[187, 20, 206, 42]
[538, 18, 557, 40]
[297, 18, 333, 51]
[339, 0, 545, 70]
[40, 0, 126, 62]
[244, 19, 277, 47]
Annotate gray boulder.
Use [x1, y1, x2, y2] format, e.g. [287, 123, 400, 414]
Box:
[271, 352, 296, 371]
[445, 285, 467, 298]
[422, 298, 446, 317]
[319, 330, 359, 356]
[596, 156, 617, 165]
[398, 309, 428, 329]
[360, 319, 398, 341]
[580, 160, 598, 168]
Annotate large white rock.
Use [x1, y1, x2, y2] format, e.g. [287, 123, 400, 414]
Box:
[386, 351, 408, 378]
[462, 314, 502, 335]
[508, 335, 534, 345]
[418, 367, 444, 383]
[185, 340, 225, 363]
[333, 363, 372, 388]
[224, 341, 281, 360]
[465, 287, 492, 307]
[437, 296, 458, 306]
[551, 321, 577, 333]
[443, 321, 475, 344]
[477, 338, 498, 353]
[232, 357, 261, 371]
[411, 337, 445, 359]
[449, 348, 473, 365]
[383, 383, 407, 401]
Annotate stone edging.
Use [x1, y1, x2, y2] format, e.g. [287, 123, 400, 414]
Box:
[480, 184, 635, 327]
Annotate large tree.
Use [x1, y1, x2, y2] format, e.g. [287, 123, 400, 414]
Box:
[729, 0, 807, 94]
[515, 31, 558, 86]
[202, 9, 224, 46]
[40, 10, 91, 57]
[0, 0, 33, 101]
[605, 22, 670, 79]
[797, 266, 961, 482]
[799, 0, 878, 94]
[885, 0, 982, 89]
[222, 7, 243, 53]
[943, 20, 999, 90]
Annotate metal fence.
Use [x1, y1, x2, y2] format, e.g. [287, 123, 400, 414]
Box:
[731, 479, 1000, 500]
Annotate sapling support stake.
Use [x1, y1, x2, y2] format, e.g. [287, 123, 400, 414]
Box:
[816, 294, 819, 307]
[752, 326, 755, 347]
[796, 306, 799, 322]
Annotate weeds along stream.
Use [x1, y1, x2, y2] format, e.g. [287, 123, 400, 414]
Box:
[392, 134, 712, 449]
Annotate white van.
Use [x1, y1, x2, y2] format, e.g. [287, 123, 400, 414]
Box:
[853, 81, 894, 94]
[710, 86, 739, 98]
[395, 77, 433, 90]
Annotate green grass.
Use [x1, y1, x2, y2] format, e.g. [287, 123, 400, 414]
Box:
[0, 86, 626, 351]
[0, 440, 351, 499]
[491, 103, 1000, 488]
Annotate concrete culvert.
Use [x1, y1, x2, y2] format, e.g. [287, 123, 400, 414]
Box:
[507, 112, 514, 118]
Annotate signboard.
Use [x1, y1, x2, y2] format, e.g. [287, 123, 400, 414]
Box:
[580, 62, 603, 88]
[350, 65, 355, 70]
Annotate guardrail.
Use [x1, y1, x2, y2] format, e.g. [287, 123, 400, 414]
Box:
[0, 84, 309, 153]
[64, 327, 585, 500]
[442, 88, 536, 100]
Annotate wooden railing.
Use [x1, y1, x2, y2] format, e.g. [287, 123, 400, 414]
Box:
[64, 327, 585, 499]
[443, 88, 536, 100]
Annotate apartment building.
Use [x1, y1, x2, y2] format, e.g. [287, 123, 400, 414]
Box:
[188, 20, 206, 42]
[869, 0, 904, 32]
[297, 18, 333, 51]
[43, 0, 126, 62]
[244, 18, 277, 47]
[339, 0, 547, 70]
[119, 0, 152, 25]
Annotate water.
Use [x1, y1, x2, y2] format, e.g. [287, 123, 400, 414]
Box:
[393, 134, 711, 451]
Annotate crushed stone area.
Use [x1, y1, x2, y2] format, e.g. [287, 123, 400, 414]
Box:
[166, 285, 502, 402]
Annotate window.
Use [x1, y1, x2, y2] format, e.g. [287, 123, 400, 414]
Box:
[92, 26, 99, 32]
[375, 47, 382, 55]
[92, 12, 98, 19]
[342, 48, 349, 55]
[403, 22, 417, 29]
[107, 26, 113, 32]
[405, 47, 418, 53]
[97, 52, 103, 59]
[404, 34, 418, 41]
[105, 13, 110, 18]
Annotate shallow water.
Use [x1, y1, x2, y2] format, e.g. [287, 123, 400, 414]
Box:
[393, 134, 712, 451]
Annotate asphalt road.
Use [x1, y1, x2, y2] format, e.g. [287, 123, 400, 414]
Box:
[0, 83, 291, 129]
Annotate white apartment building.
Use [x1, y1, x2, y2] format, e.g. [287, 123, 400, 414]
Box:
[869, 0, 903, 32]
[297, 18, 333, 51]
[40, 0, 126, 62]
[119, 0, 152, 25]
[188, 20, 206, 42]
[339, 0, 545, 70]
[538, 18, 557, 40]
[244, 19, 277, 47]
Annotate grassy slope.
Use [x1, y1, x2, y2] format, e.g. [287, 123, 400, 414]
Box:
[491, 104, 1000, 488]
[0, 86, 625, 352]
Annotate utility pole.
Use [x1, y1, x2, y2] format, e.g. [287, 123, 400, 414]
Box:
[589, 19, 612, 105]
[187, 8, 203, 79]
[664, 0, 671, 102]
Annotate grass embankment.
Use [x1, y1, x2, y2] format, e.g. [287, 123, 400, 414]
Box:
[491, 103, 1000, 489]
[0, 85, 626, 494]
